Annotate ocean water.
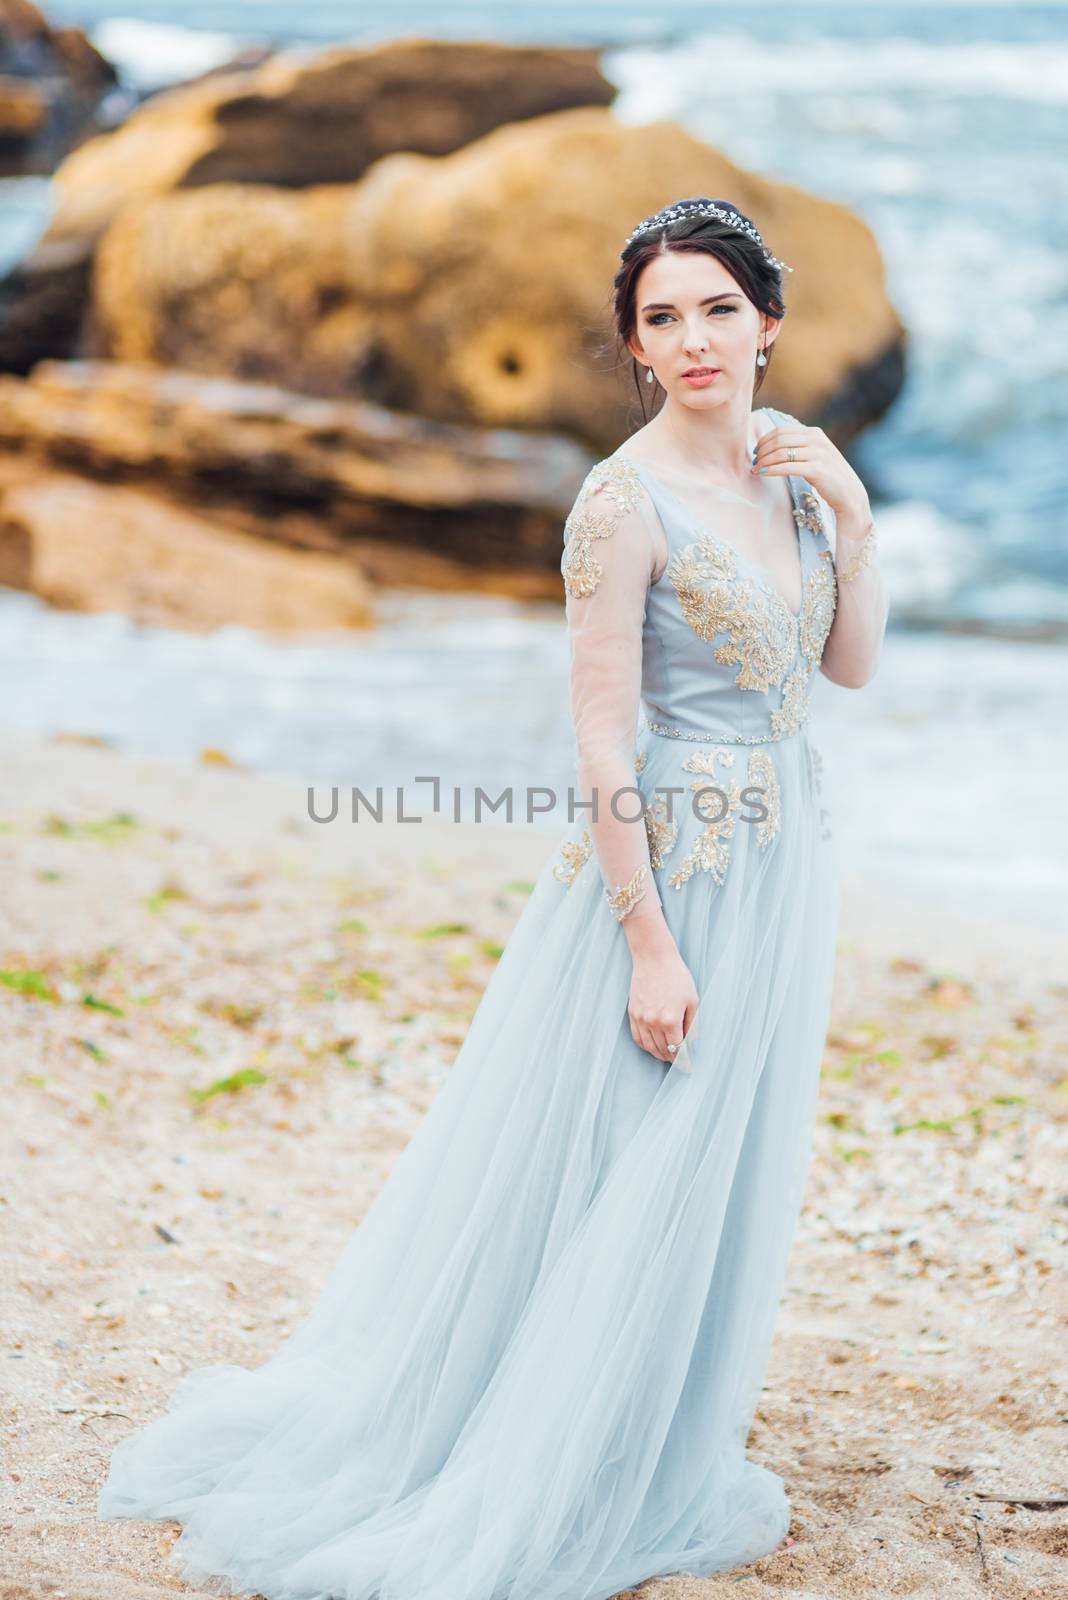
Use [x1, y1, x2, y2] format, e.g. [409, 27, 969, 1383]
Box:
[2, 585, 1065, 930]
[4, 2, 1066, 631]
[2, 4, 1066, 921]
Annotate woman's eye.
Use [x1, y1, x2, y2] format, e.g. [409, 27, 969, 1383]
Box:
[647, 306, 735, 326]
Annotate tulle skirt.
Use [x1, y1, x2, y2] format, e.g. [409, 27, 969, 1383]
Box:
[97, 724, 839, 1600]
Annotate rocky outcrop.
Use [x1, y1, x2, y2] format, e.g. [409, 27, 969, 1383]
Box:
[0, 38, 615, 370]
[0, 464, 376, 634]
[0, 0, 116, 176]
[0, 358, 589, 591]
[90, 184, 360, 396]
[0, 74, 45, 148]
[87, 108, 905, 448]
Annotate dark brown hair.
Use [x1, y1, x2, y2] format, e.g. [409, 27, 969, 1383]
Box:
[612, 196, 787, 420]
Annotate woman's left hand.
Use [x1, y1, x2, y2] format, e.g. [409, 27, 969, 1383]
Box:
[752, 423, 871, 526]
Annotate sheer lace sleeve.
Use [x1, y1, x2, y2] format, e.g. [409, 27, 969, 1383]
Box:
[561, 457, 667, 924]
[766, 408, 890, 689]
[807, 481, 889, 688]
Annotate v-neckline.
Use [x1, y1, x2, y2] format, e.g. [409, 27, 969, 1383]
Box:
[615, 423, 806, 621]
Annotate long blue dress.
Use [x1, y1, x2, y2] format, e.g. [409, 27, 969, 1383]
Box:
[97, 405, 842, 1598]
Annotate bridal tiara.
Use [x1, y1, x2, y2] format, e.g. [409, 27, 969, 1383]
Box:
[622, 200, 794, 273]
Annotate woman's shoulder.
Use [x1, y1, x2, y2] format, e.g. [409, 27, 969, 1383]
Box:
[561, 453, 663, 596]
[567, 449, 656, 520]
[757, 403, 799, 428]
[757, 405, 837, 545]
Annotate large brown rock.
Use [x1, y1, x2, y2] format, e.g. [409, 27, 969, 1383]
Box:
[90, 184, 361, 394]
[0, 74, 45, 141]
[0, 465, 376, 634]
[0, 0, 115, 175]
[0, 38, 615, 370]
[0, 359, 587, 596]
[49, 37, 615, 227]
[90, 107, 905, 447]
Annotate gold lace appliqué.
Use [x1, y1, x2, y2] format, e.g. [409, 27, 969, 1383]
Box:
[668, 534, 796, 693]
[838, 526, 878, 583]
[644, 792, 680, 868]
[551, 829, 593, 888]
[796, 483, 873, 587]
[668, 749, 740, 888]
[552, 748, 675, 896]
[745, 749, 782, 847]
[606, 864, 648, 921]
[667, 747, 781, 889]
[800, 550, 837, 668]
[792, 489, 825, 535]
[561, 455, 646, 598]
[770, 663, 811, 739]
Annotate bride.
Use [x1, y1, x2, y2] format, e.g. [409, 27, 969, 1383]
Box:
[98, 195, 889, 1599]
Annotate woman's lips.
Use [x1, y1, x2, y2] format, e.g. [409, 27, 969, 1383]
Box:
[682, 369, 720, 386]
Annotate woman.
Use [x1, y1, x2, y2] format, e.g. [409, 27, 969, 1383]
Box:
[98, 196, 889, 1598]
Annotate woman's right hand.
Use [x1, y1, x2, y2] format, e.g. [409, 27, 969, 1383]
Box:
[623, 913, 700, 1064]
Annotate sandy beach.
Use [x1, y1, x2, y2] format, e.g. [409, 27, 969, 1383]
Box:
[2, 729, 1067, 1600]
[3, 2, 1067, 1595]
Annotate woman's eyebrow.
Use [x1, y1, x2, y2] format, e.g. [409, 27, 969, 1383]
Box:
[640, 293, 742, 312]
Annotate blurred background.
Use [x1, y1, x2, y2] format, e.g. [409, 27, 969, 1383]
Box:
[1, 0, 1065, 927]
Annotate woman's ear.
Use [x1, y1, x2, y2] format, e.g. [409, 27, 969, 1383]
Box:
[760, 314, 783, 351]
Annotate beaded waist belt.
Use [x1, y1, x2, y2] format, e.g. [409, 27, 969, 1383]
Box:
[642, 718, 804, 747]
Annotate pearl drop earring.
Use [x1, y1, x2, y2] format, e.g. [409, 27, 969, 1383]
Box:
[645, 367, 654, 384]
[756, 349, 767, 367]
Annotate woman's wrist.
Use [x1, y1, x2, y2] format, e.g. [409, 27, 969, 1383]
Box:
[838, 535, 877, 583]
[622, 905, 675, 959]
[835, 511, 878, 584]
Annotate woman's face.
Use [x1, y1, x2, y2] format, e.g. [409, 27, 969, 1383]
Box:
[626, 248, 778, 407]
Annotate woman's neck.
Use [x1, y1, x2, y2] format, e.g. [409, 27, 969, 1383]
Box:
[642, 398, 759, 485]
